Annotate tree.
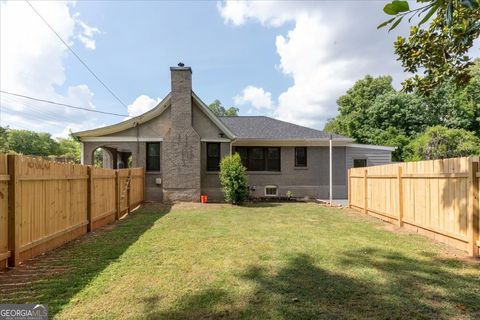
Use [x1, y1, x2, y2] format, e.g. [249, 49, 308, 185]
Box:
[324, 75, 423, 160]
[208, 99, 239, 117]
[0, 127, 9, 153]
[7, 130, 59, 156]
[367, 92, 429, 137]
[404, 125, 480, 160]
[57, 137, 81, 161]
[219, 153, 249, 205]
[324, 75, 395, 142]
[418, 59, 480, 132]
[379, 0, 480, 93]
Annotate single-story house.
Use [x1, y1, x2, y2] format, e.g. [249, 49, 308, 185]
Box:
[73, 64, 395, 202]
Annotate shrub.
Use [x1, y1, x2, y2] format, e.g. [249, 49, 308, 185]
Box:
[404, 126, 480, 160]
[219, 153, 249, 205]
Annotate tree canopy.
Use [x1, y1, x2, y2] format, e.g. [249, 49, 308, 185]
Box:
[324, 60, 480, 160]
[0, 126, 81, 161]
[208, 100, 239, 117]
[379, 0, 480, 93]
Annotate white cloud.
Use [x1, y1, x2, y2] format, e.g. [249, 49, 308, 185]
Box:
[127, 95, 160, 117]
[0, 1, 102, 137]
[234, 85, 273, 110]
[219, 1, 408, 129]
[75, 16, 101, 50]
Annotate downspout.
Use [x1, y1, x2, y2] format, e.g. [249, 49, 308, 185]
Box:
[329, 134, 333, 206]
[229, 138, 236, 155]
[80, 141, 84, 165]
[134, 122, 139, 167]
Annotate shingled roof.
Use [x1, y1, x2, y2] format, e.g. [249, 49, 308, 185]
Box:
[219, 116, 352, 141]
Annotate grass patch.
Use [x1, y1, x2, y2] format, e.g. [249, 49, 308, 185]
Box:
[1, 203, 479, 319]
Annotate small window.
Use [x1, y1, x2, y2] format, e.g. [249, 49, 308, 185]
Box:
[295, 147, 307, 167]
[353, 159, 367, 168]
[206, 143, 221, 171]
[146, 142, 160, 172]
[265, 185, 278, 197]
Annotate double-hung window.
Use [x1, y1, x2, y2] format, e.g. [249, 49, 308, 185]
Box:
[146, 142, 160, 172]
[206, 143, 221, 171]
[295, 147, 307, 167]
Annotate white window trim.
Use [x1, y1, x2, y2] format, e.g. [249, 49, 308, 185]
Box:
[265, 185, 278, 197]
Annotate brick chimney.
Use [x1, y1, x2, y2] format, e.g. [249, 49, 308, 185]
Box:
[170, 64, 193, 128]
[162, 64, 201, 202]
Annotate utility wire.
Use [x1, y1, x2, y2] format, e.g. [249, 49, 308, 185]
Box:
[0, 90, 129, 117]
[25, 0, 129, 110]
[2, 96, 73, 126]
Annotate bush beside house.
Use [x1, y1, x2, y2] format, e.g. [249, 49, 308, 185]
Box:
[219, 154, 249, 205]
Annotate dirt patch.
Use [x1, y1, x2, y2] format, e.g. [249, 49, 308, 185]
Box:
[142, 201, 234, 211]
[0, 211, 127, 291]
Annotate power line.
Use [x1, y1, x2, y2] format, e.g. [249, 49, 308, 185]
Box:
[0, 90, 129, 117]
[2, 96, 73, 126]
[25, 0, 129, 110]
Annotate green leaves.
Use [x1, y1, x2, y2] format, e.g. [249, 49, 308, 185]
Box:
[219, 154, 249, 205]
[377, 17, 396, 29]
[380, 0, 480, 93]
[384, 1, 410, 15]
[378, 1, 410, 30]
[418, 3, 438, 26]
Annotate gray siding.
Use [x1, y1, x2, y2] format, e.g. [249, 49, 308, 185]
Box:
[192, 101, 227, 139]
[104, 106, 171, 138]
[200, 142, 230, 202]
[346, 146, 392, 171]
[244, 146, 347, 199]
[200, 146, 348, 200]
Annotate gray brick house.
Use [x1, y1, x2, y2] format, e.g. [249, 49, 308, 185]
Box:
[73, 65, 395, 202]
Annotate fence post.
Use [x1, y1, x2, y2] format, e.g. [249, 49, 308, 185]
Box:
[86, 166, 93, 232]
[115, 170, 120, 220]
[347, 169, 351, 208]
[127, 169, 131, 213]
[397, 165, 404, 227]
[7, 155, 20, 267]
[467, 158, 479, 257]
[363, 168, 368, 214]
[142, 168, 146, 203]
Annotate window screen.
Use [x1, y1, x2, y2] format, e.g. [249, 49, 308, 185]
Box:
[353, 159, 367, 168]
[295, 147, 307, 167]
[206, 143, 221, 171]
[146, 142, 160, 172]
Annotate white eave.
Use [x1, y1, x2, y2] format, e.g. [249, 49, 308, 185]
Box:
[73, 93, 172, 138]
[346, 143, 397, 151]
[232, 137, 354, 147]
[72, 91, 236, 140]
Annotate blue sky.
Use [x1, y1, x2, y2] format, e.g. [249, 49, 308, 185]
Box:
[0, 1, 427, 137]
[71, 1, 291, 111]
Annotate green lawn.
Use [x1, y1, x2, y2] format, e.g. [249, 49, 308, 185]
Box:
[1, 203, 479, 319]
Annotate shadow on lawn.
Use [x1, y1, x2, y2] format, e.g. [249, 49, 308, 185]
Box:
[147, 249, 480, 320]
[0, 205, 170, 317]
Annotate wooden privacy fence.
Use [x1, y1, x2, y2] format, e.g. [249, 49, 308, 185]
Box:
[0, 154, 145, 269]
[348, 157, 480, 257]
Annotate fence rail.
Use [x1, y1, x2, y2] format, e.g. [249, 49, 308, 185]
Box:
[1, 154, 145, 268]
[348, 157, 480, 256]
